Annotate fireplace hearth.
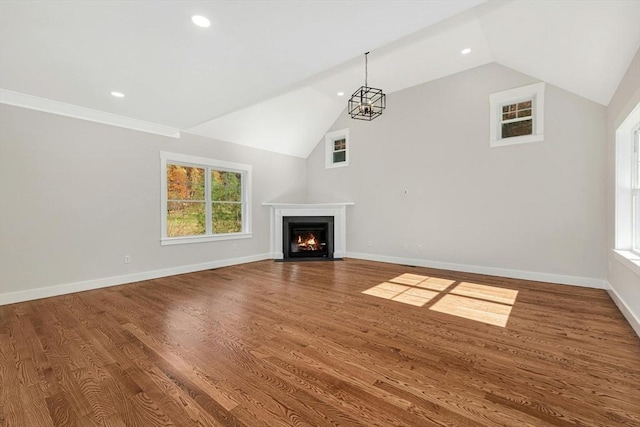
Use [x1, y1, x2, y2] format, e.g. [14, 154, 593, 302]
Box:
[283, 216, 334, 260]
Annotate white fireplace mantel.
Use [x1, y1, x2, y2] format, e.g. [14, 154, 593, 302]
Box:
[263, 202, 354, 259]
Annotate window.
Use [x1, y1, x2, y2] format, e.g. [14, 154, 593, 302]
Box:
[160, 152, 252, 245]
[633, 129, 640, 255]
[501, 100, 532, 138]
[614, 103, 640, 272]
[489, 82, 545, 148]
[325, 128, 349, 168]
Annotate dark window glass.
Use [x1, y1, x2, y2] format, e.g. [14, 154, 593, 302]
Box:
[502, 120, 533, 138]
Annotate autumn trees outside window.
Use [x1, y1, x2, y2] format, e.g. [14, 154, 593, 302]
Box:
[167, 164, 206, 237]
[160, 152, 252, 245]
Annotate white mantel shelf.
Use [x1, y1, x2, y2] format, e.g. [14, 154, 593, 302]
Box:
[263, 202, 354, 259]
[263, 202, 355, 208]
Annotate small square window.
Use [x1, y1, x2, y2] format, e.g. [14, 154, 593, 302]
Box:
[325, 129, 349, 169]
[490, 82, 545, 148]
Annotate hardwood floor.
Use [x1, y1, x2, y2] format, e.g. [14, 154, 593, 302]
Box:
[1, 259, 639, 426]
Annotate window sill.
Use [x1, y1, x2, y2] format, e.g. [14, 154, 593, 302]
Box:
[325, 162, 349, 169]
[161, 233, 252, 246]
[612, 249, 640, 276]
[489, 133, 544, 148]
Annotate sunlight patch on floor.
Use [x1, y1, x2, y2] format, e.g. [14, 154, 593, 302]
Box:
[430, 294, 514, 327]
[362, 274, 519, 327]
[390, 273, 454, 291]
[450, 282, 518, 305]
[362, 282, 438, 306]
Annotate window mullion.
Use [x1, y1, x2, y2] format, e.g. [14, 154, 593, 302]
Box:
[205, 167, 212, 235]
[241, 172, 246, 232]
[501, 116, 532, 125]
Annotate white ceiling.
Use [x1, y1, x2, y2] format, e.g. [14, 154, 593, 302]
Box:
[1, 1, 639, 158]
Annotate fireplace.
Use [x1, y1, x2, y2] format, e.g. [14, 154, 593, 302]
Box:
[283, 216, 334, 260]
[264, 202, 352, 260]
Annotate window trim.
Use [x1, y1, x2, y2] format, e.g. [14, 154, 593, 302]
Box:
[614, 102, 640, 274]
[489, 82, 545, 148]
[325, 128, 349, 169]
[160, 151, 252, 245]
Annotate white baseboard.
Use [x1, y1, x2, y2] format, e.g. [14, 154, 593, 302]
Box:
[606, 281, 640, 337]
[346, 252, 607, 289]
[0, 253, 271, 306]
[1, 251, 613, 308]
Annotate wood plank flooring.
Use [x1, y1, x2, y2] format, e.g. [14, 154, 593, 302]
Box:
[1, 259, 639, 426]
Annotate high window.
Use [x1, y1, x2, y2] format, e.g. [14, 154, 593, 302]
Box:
[489, 82, 545, 148]
[500, 100, 532, 138]
[614, 103, 640, 272]
[633, 129, 640, 255]
[160, 152, 252, 245]
[325, 128, 349, 168]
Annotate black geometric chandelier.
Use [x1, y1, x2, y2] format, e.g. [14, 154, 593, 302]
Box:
[348, 52, 386, 121]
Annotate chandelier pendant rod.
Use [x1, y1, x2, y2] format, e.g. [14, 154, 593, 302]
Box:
[365, 52, 368, 88]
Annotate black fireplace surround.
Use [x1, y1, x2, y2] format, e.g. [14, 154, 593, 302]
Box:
[283, 216, 334, 260]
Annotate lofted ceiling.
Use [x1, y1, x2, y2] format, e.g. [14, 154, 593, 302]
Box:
[1, 1, 639, 158]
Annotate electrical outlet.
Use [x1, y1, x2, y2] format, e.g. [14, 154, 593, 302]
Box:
[367, 240, 373, 248]
[403, 243, 409, 251]
[417, 244, 423, 251]
[124, 255, 131, 264]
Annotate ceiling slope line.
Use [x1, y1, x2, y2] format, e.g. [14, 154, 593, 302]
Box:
[0, 89, 181, 139]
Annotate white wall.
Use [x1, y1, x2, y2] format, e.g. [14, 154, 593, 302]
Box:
[0, 104, 306, 302]
[1, 60, 627, 312]
[606, 49, 640, 332]
[307, 63, 607, 285]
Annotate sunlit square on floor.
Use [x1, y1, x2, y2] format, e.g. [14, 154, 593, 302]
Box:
[377, 282, 411, 293]
[362, 282, 439, 307]
[392, 288, 439, 307]
[389, 273, 429, 286]
[429, 294, 514, 327]
[362, 283, 406, 299]
[415, 277, 455, 291]
[450, 282, 518, 305]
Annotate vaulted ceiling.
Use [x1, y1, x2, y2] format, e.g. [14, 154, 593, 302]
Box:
[1, 1, 639, 158]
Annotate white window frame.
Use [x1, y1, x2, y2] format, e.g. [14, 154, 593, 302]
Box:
[489, 82, 545, 148]
[325, 128, 349, 169]
[614, 103, 640, 274]
[160, 151, 252, 246]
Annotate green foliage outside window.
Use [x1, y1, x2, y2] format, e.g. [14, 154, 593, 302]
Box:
[212, 171, 242, 233]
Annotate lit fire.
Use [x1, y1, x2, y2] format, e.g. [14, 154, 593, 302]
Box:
[296, 233, 320, 251]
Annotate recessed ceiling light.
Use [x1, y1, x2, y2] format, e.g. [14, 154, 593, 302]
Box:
[337, 92, 345, 97]
[191, 15, 211, 28]
[461, 48, 472, 55]
[110, 91, 125, 98]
